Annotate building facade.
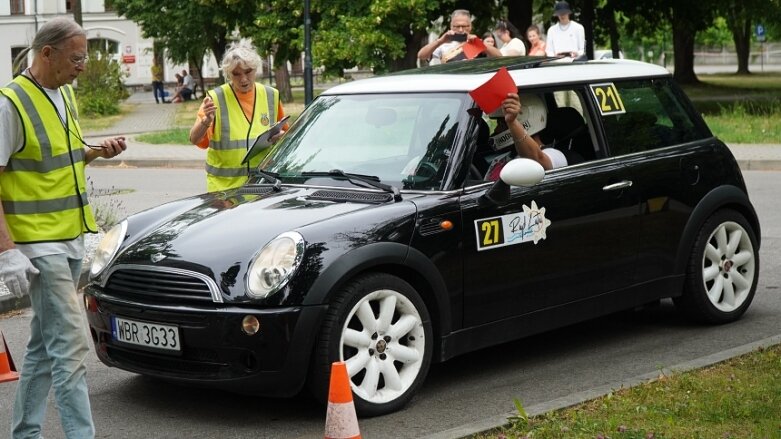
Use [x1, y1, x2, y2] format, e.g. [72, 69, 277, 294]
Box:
[0, 0, 192, 86]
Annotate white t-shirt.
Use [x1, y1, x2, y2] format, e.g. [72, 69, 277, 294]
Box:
[183, 74, 195, 90]
[545, 21, 585, 58]
[500, 38, 526, 56]
[542, 148, 568, 169]
[0, 80, 85, 259]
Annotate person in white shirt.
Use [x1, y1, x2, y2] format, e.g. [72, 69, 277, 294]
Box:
[494, 19, 527, 56]
[545, 1, 585, 60]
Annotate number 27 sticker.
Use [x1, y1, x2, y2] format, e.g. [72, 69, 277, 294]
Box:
[589, 83, 625, 115]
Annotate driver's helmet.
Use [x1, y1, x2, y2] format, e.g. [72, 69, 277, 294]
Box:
[489, 94, 548, 150]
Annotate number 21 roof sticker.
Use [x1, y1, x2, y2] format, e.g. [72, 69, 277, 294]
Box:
[474, 201, 552, 251]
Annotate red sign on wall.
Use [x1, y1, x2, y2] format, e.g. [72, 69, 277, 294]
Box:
[122, 55, 136, 64]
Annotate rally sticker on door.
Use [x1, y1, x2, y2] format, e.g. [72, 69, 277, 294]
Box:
[589, 82, 626, 116]
[474, 201, 552, 251]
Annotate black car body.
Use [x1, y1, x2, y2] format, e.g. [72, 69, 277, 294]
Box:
[84, 57, 760, 416]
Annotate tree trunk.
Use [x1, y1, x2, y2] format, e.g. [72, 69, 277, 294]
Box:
[72, 0, 83, 26]
[580, 0, 595, 59]
[508, 0, 533, 51]
[393, 29, 428, 72]
[672, 11, 699, 84]
[274, 65, 293, 103]
[731, 18, 752, 74]
[188, 55, 204, 99]
[605, 5, 621, 58]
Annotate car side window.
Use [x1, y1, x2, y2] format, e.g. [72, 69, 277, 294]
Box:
[600, 79, 710, 156]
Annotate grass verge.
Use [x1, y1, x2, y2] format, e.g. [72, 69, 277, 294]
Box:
[79, 103, 136, 132]
[473, 343, 781, 439]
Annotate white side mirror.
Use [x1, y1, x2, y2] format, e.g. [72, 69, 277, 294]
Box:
[499, 158, 545, 187]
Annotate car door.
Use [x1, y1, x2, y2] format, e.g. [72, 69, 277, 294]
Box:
[460, 159, 640, 328]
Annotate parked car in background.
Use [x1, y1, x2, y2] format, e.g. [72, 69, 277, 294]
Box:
[594, 49, 625, 59]
[84, 56, 760, 416]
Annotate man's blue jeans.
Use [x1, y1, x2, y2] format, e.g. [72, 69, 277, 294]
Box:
[12, 254, 94, 439]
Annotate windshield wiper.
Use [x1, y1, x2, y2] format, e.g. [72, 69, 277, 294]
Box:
[302, 169, 401, 201]
[248, 169, 282, 191]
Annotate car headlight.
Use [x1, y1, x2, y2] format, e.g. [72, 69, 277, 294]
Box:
[90, 220, 128, 278]
[247, 232, 305, 299]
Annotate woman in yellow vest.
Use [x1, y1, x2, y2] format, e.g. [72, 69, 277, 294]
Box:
[189, 41, 288, 192]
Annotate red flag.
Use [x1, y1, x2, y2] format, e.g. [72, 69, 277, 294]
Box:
[463, 37, 487, 59]
[468, 67, 517, 114]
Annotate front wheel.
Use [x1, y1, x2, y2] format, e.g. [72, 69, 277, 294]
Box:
[308, 273, 433, 417]
[674, 209, 759, 324]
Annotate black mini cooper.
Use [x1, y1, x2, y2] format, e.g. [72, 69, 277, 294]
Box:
[84, 57, 760, 416]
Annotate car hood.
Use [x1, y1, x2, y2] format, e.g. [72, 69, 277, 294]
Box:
[110, 185, 418, 280]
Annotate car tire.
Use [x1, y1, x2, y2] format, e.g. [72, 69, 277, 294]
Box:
[674, 209, 759, 324]
[308, 273, 433, 417]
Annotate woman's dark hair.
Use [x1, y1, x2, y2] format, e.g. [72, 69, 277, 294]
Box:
[495, 19, 521, 39]
[482, 32, 495, 41]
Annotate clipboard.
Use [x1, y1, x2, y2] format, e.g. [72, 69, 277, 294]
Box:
[241, 115, 290, 164]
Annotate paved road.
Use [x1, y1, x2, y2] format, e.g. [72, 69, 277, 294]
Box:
[0, 169, 778, 438]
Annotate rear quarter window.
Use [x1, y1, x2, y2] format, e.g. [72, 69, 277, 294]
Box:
[599, 79, 710, 156]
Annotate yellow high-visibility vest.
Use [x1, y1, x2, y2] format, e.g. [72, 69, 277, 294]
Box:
[0, 76, 98, 243]
[206, 82, 279, 192]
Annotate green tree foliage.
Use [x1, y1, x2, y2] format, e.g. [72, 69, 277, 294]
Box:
[76, 50, 128, 116]
[111, 0, 259, 86]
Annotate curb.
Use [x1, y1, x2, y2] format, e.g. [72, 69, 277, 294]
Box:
[736, 159, 781, 171]
[88, 159, 205, 169]
[0, 294, 29, 315]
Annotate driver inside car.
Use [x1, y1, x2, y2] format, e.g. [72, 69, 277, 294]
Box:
[481, 93, 568, 180]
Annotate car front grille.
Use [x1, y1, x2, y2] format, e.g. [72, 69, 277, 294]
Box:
[308, 190, 393, 204]
[103, 266, 221, 305]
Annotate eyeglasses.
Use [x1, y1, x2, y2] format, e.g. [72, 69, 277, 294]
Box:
[51, 46, 89, 66]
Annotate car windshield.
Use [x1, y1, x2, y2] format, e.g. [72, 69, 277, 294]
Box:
[261, 93, 467, 191]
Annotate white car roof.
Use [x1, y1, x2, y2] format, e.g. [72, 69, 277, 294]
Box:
[322, 58, 670, 95]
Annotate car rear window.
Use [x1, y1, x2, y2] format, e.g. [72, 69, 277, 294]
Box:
[600, 79, 709, 156]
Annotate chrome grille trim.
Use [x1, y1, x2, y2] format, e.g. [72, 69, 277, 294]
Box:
[100, 264, 223, 303]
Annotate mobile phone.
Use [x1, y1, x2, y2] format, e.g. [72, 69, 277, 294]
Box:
[451, 33, 467, 43]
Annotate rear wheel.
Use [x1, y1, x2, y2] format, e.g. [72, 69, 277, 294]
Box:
[308, 273, 433, 417]
[674, 209, 759, 323]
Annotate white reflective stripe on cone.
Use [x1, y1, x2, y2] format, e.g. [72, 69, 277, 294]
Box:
[324, 401, 361, 439]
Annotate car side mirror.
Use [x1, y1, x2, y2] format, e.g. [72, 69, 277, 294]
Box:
[480, 158, 545, 205]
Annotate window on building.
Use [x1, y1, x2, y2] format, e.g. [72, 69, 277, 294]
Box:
[89, 38, 120, 59]
[11, 47, 28, 76]
[10, 0, 25, 15]
[104, 0, 116, 11]
[65, 0, 72, 12]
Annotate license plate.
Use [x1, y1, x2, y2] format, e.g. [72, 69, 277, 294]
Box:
[111, 316, 180, 352]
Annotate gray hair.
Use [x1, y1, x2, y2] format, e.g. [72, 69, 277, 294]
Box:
[13, 17, 86, 75]
[451, 9, 472, 21]
[221, 41, 261, 83]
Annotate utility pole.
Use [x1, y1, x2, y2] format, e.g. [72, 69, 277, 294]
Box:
[304, 0, 313, 105]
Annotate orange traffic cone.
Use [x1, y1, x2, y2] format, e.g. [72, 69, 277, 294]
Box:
[324, 361, 361, 439]
[0, 330, 19, 383]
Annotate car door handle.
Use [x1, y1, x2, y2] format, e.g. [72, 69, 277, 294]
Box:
[602, 180, 633, 191]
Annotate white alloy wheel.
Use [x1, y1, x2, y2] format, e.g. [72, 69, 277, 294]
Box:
[701, 220, 756, 312]
[339, 288, 427, 404]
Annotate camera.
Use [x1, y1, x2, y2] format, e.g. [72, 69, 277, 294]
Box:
[451, 33, 467, 43]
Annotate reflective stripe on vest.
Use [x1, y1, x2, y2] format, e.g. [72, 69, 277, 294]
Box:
[0, 76, 97, 243]
[205, 83, 278, 192]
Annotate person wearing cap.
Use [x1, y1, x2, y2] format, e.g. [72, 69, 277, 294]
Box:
[545, 1, 585, 60]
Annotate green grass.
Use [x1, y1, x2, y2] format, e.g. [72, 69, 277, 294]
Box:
[704, 100, 781, 143]
[474, 343, 781, 439]
[79, 103, 135, 132]
[135, 128, 191, 144]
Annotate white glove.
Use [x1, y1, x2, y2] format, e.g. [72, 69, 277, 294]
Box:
[0, 249, 39, 298]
